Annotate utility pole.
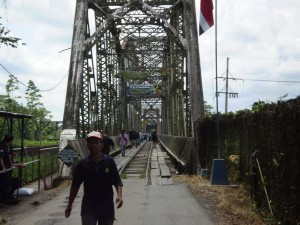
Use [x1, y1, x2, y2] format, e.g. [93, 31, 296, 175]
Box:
[225, 57, 229, 113]
[216, 57, 239, 113]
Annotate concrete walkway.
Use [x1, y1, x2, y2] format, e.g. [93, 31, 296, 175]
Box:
[1, 177, 215, 225]
[1, 146, 216, 225]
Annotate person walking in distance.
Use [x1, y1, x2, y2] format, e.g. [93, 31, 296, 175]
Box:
[102, 130, 115, 155]
[119, 130, 128, 157]
[151, 130, 158, 148]
[65, 131, 123, 225]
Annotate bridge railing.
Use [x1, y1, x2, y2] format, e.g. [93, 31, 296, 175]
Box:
[158, 134, 194, 169]
[13, 145, 59, 190]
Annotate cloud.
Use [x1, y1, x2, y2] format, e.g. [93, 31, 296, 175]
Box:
[198, 0, 300, 112]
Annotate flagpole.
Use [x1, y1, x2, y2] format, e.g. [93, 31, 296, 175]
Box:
[199, 0, 227, 185]
[211, 0, 228, 186]
[214, 0, 221, 159]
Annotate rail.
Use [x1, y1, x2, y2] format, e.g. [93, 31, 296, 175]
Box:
[158, 134, 194, 168]
[10, 145, 59, 190]
[0, 159, 41, 174]
[116, 141, 146, 174]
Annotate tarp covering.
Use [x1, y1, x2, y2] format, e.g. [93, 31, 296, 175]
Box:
[120, 70, 149, 81]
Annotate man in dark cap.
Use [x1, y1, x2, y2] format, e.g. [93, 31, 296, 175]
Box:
[65, 131, 123, 225]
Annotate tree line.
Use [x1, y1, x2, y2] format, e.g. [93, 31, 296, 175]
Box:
[0, 74, 58, 143]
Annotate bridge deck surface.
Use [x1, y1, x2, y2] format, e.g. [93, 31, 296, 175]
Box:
[1, 146, 216, 225]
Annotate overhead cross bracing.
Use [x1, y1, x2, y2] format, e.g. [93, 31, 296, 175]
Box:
[63, 0, 204, 139]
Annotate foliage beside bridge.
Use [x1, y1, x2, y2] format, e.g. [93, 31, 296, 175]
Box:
[197, 97, 300, 224]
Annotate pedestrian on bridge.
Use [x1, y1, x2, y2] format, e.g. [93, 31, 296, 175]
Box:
[65, 131, 123, 225]
[118, 130, 128, 156]
[102, 130, 115, 155]
[151, 130, 158, 148]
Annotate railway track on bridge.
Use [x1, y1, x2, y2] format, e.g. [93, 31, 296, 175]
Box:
[115, 141, 151, 179]
[122, 142, 151, 179]
[114, 141, 175, 185]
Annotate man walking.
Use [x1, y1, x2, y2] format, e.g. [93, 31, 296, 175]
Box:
[65, 131, 123, 225]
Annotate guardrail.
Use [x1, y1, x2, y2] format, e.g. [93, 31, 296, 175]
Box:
[12, 145, 59, 190]
[158, 134, 194, 169]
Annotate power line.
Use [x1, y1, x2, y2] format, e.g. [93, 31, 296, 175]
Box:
[40, 72, 68, 92]
[231, 57, 300, 61]
[0, 63, 68, 92]
[0, 63, 28, 87]
[217, 76, 300, 84]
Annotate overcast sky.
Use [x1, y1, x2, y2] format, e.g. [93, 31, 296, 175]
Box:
[0, 0, 299, 121]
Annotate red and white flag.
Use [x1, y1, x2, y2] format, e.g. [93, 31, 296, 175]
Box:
[199, 0, 214, 35]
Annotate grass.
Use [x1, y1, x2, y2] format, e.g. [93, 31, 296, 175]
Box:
[120, 172, 127, 179]
[175, 175, 267, 225]
[139, 169, 146, 179]
[12, 139, 58, 148]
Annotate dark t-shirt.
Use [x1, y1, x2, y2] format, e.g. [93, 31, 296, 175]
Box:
[0, 142, 11, 170]
[72, 154, 123, 219]
[151, 132, 158, 142]
[102, 136, 115, 155]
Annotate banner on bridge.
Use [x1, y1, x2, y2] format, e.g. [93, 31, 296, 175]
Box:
[126, 84, 162, 96]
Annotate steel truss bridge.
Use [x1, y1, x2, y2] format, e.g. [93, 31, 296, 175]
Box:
[63, 0, 204, 138]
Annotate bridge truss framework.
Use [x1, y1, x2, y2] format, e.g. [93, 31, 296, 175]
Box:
[63, 0, 204, 138]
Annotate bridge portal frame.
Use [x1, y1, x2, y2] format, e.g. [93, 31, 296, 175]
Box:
[62, 0, 204, 146]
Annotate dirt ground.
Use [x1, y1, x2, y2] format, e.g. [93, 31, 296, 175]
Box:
[173, 175, 267, 225]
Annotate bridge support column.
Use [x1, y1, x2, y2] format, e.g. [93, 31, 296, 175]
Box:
[62, 0, 88, 132]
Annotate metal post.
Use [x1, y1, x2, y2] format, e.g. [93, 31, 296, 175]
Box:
[215, 0, 221, 159]
[225, 57, 229, 114]
[19, 117, 25, 187]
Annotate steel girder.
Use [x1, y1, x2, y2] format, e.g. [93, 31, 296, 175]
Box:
[63, 0, 203, 138]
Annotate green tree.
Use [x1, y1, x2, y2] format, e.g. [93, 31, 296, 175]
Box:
[4, 74, 23, 112]
[0, 94, 6, 110]
[25, 80, 43, 111]
[0, 17, 21, 48]
[251, 100, 267, 112]
[25, 80, 53, 140]
[2, 75, 23, 136]
[2, 77, 56, 142]
[6, 74, 20, 97]
[204, 101, 213, 117]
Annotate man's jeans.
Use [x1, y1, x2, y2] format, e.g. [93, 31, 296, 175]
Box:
[81, 215, 114, 225]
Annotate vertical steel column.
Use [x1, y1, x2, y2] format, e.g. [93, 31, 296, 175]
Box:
[183, 0, 205, 124]
[62, 0, 88, 133]
[183, 0, 205, 173]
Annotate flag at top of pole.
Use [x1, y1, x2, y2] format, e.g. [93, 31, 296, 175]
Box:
[199, 0, 214, 35]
